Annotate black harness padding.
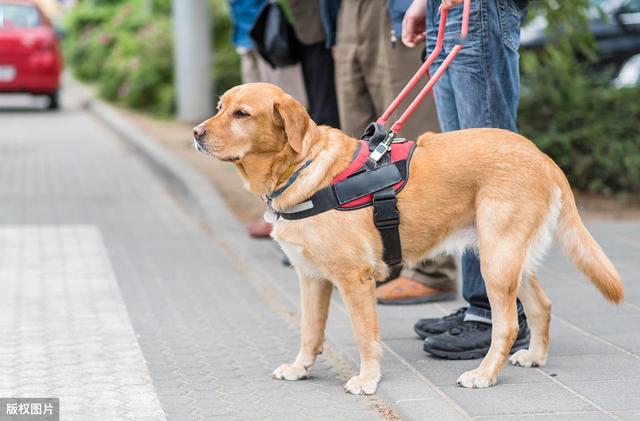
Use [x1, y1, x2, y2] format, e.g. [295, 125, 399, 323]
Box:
[279, 160, 407, 220]
[279, 125, 413, 267]
[335, 161, 402, 204]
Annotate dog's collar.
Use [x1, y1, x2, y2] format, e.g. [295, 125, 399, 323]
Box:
[262, 159, 312, 224]
[265, 159, 313, 201]
[262, 141, 370, 222]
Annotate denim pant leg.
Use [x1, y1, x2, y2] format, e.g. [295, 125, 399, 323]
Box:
[426, 0, 527, 322]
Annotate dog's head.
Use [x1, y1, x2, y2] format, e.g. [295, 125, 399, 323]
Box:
[193, 83, 311, 163]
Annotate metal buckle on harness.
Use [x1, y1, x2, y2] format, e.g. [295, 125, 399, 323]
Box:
[369, 143, 390, 163]
[368, 131, 397, 165]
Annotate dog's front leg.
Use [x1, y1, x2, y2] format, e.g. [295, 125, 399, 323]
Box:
[336, 271, 381, 395]
[273, 272, 333, 381]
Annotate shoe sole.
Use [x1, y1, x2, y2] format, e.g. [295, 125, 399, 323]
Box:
[377, 291, 457, 305]
[423, 337, 530, 360]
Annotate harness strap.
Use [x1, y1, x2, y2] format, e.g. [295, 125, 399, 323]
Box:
[369, 149, 402, 267]
[373, 186, 402, 267]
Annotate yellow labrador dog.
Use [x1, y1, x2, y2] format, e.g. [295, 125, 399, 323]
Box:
[193, 83, 623, 394]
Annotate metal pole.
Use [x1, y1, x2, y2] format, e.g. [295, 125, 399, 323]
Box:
[172, 0, 213, 122]
[142, 0, 153, 14]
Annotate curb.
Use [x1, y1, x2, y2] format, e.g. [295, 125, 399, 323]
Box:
[68, 77, 470, 421]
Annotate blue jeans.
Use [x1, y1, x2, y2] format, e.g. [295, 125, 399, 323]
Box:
[426, 0, 527, 322]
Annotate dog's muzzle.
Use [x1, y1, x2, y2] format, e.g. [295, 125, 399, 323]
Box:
[193, 125, 207, 153]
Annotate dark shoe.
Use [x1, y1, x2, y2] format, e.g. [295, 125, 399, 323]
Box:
[414, 307, 467, 339]
[423, 315, 530, 360]
[376, 277, 456, 305]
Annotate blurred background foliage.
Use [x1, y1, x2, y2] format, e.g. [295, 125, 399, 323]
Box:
[519, 48, 640, 196]
[519, 0, 640, 196]
[63, 0, 240, 116]
[62, 0, 639, 196]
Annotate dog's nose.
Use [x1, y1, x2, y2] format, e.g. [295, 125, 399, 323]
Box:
[193, 126, 206, 143]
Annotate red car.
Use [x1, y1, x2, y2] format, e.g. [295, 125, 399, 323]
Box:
[0, 0, 62, 109]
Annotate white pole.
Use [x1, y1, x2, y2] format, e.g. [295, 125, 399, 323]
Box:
[142, 0, 153, 14]
[172, 0, 213, 122]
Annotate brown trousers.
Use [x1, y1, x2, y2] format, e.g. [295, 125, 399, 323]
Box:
[334, 0, 457, 290]
[239, 49, 308, 108]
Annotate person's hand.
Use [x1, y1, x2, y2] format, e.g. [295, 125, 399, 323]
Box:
[441, 0, 465, 9]
[402, 0, 427, 48]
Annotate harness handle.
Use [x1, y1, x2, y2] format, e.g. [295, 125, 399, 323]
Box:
[377, 0, 471, 134]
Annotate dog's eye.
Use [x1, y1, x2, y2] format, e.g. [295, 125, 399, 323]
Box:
[232, 109, 250, 118]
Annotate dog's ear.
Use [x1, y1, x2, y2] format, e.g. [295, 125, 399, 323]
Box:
[273, 95, 309, 154]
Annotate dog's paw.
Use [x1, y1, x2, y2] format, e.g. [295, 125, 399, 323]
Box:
[456, 369, 496, 389]
[272, 363, 308, 381]
[509, 349, 547, 367]
[344, 374, 380, 395]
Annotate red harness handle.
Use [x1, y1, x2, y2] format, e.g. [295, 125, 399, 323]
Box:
[377, 0, 471, 134]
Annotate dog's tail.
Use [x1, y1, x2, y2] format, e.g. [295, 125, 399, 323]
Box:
[553, 165, 624, 304]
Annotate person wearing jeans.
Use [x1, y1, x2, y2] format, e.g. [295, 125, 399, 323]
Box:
[403, 0, 530, 359]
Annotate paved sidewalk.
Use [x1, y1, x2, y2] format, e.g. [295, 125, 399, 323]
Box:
[1, 88, 639, 421]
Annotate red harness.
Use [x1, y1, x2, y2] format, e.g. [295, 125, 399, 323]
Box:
[277, 139, 416, 266]
[334, 140, 416, 209]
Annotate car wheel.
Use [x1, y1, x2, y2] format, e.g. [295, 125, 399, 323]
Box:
[47, 91, 60, 110]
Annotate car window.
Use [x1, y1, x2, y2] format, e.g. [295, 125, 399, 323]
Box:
[590, 0, 622, 16]
[0, 4, 41, 29]
[622, 0, 640, 12]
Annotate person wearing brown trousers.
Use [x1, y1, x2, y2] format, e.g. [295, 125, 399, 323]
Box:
[333, 0, 458, 304]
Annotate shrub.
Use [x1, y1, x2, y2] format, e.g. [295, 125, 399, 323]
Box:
[64, 2, 175, 116]
[519, 49, 640, 196]
[63, 4, 117, 80]
[98, 17, 174, 115]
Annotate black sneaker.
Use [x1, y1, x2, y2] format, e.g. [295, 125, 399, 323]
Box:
[423, 315, 530, 360]
[414, 307, 467, 339]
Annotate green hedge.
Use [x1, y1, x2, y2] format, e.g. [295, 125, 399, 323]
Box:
[98, 15, 174, 115]
[519, 49, 640, 196]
